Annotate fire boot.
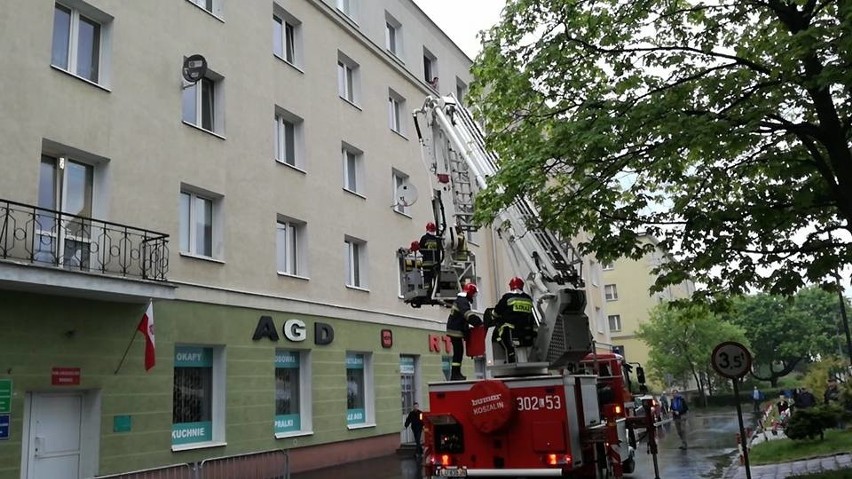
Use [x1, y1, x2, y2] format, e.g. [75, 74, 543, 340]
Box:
[450, 366, 466, 381]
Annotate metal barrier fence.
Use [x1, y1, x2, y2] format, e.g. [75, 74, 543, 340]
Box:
[95, 449, 289, 479]
[199, 449, 290, 479]
[96, 463, 194, 479]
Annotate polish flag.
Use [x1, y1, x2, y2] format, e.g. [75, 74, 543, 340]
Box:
[137, 301, 155, 371]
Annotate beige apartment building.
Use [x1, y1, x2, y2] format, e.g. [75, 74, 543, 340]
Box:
[0, 1, 611, 477]
[601, 234, 695, 390]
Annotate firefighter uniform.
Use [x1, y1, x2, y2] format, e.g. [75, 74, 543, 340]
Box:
[419, 231, 439, 288]
[492, 291, 535, 363]
[446, 286, 479, 380]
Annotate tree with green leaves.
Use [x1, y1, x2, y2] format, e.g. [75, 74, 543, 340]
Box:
[470, 0, 852, 298]
[637, 303, 748, 405]
[724, 287, 842, 386]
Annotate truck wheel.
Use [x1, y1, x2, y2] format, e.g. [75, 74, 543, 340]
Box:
[622, 456, 636, 474]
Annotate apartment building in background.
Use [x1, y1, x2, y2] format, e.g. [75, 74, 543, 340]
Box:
[602, 234, 696, 390]
[0, 1, 612, 477]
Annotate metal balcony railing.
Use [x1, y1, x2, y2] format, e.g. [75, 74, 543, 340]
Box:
[0, 198, 169, 281]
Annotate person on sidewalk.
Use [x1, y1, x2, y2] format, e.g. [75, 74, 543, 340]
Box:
[446, 282, 481, 380]
[404, 402, 424, 455]
[659, 391, 670, 417]
[752, 386, 763, 413]
[671, 389, 689, 450]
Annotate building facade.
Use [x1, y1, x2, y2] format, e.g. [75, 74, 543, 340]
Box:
[0, 1, 611, 477]
[601, 234, 695, 390]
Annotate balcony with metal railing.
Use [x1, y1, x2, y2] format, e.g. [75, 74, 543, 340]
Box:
[0, 198, 175, 301]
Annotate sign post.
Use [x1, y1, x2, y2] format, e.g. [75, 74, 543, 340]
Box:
[711, 341, 753, 479]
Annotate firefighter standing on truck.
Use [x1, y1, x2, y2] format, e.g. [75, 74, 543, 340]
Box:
[492, 277, 535, 364]
[446, 283, 480, 380]
[419, 222, 440, 290]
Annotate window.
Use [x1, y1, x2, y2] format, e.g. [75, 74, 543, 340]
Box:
[182, 68, 224, 134]
[277, 216, 306, 276]
[172, 345, 224, 448]
[51, 2, 112, 85]
[346, 352, 373, 427]
[388, 89, 406, 134]
[179, 188, 221, 258]
[274, 108, 304, 169]
[590, 260, 601, 286]
[392, 170, 410, 215]
[602, 262, 614, 270]
[336, 0, 355, 20]
[604, 284, 619, 301]
[187, 0, 223, 18]
[344, 237, 367, 288]
[608, 314, 622, 332]
[456, 78, 467, 105]
[423, 48, 438, 88]
[273, 7, 302, 67]
[275, 349, 311, 436]
[595, 307, 604, 333]
[342, 144, 363, 195]
[337, 53, 360, 104]
[35, 155, 95, 268]
[385, 13, 402, 57]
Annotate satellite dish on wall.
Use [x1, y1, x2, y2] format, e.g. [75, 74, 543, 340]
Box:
[395, 182, 419, 207]
[182, 54, 208, 83]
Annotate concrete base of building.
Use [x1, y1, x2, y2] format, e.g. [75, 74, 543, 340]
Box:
[288, 433, 401, 474]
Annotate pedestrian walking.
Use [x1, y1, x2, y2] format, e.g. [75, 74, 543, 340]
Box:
[404, 402, 424, 455]
[670, 389, 689, 450]
[446, 282, 481, 380]
[752, 386, 762, 413]
[659, 391, 670, 417]
[491, 276, 536, 364]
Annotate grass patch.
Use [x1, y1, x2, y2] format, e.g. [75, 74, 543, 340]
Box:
[749, 429, 852, 465]
[788, 471, 852, 479]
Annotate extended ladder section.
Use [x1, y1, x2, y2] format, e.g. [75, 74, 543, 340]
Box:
[411, 95, 594, 368]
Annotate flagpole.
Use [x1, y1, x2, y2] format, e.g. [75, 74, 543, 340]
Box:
[114, 328, 139, 375]
[114, 300, 151, 375]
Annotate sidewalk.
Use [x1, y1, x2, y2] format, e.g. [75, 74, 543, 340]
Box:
[725, 452, 852, 478]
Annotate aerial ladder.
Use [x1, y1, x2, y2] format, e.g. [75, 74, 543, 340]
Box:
[398, 94, 657, 478]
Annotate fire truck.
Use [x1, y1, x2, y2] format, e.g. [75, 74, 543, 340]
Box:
[398, 94, 658, 478]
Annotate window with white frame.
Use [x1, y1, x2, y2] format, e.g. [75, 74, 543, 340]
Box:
[342, 144, 363, 195]
[275, 349, 311, 436]
[179, 188, 221, 258]
[595, 307, 604, 333]
[385, 13, 401, 57]
[602, 262, 614, 270]
[346, 352, 373, 426]
[590, 260, 601, 286]
[392, 170, 410, 215]
[336, 0, 355, 20]
[51, 2, 112, 85]
[344, 236, 367, 288]
[604, 284, 619, 301]
[273, 6, 302, 67]
[274, 107, 304, 169]
[337, 53, 360, 104]
[276, 216, 306, 277]
[187, 0, 223, 18]
[608, 314, 622, 332]
[172, 345, 225, 448]
[456, 78, 467, 105]
[182, 68, 224, 134]
[388, 89, 405, 134]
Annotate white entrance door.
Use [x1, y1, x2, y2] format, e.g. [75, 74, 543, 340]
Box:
[27, 393, 83, 479]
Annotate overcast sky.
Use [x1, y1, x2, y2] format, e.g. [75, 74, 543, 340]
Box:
[411, 0, 506, 59]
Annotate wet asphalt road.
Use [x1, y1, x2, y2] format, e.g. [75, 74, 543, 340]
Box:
[292, 410, 751, 479]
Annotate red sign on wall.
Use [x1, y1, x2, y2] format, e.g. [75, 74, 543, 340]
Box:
[51, 368, 81, 386]
[428, 334, 453, 354]
[381, 329, 393, 348]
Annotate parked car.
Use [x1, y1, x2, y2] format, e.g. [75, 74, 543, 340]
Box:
[634, 394, 662, 423]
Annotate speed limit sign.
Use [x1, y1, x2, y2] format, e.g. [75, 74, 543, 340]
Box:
[711, 341, 752, 379]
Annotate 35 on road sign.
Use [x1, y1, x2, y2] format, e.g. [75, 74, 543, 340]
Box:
[711, 341, 752, 379]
